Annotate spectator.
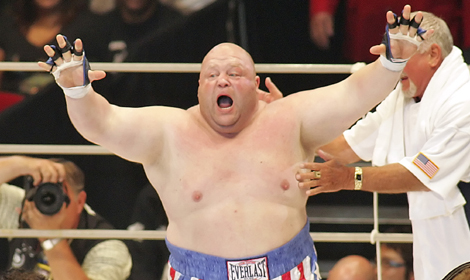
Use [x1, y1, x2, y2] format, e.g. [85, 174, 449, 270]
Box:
[328, 255, 375, 280]
[379, 226, 414, 280]
[0, 155, 132, 280]
[327, 226, 413, 280]
[100, 0, 184, 63]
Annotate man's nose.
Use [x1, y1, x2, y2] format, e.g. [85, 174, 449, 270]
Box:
[217, 74, 230, 87]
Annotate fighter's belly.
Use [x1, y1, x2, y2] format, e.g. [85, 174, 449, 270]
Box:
[165, 197, 308, 258]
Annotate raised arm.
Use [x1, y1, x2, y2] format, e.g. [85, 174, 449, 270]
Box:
[38, 35, 184, 165]
[294, 5, 431, 154]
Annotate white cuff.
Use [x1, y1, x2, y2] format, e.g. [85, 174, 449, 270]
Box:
[379, 55, 407, 72]
[63, 84, 91, 99]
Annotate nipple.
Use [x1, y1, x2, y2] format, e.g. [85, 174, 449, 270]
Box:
[281, 179, 290, 191]
[192, 191, 203, 202]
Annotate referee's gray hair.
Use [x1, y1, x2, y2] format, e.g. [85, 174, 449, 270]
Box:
[411, 11, 453, 58]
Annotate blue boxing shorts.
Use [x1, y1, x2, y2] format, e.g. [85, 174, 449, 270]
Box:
[166, 222, 322, 280]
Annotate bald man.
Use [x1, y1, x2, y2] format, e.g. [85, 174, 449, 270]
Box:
[38, 5, 428, 279]
[328, 255, 376, 280]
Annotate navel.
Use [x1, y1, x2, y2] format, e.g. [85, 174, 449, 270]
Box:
[281, 179, 290, 191]
[192, 191, 203, 202]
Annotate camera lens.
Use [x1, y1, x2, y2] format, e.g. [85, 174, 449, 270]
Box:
[40, 192, 56, 205]
[33, 183, 65, 215]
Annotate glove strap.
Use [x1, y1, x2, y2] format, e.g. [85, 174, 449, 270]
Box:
[63, 84, 91, 99]
[379, 55, 407, 72]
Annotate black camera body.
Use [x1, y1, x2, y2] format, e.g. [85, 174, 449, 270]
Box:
[24, 176, 70, 215]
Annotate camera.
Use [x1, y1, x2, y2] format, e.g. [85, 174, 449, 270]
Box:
[24, 176, 70, 215]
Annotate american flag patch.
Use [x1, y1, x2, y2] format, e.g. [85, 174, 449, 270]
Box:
[413, 152, 439, 178]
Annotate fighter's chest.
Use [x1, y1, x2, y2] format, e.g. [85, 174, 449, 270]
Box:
[170, 130, 298, 169]
[171, 115, 300, 157]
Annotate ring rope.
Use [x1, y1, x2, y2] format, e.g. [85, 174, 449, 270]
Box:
[0, 144, 111, 155]
[0, 229, 412, 242]
[0, 61, 469, 73]
[0, 61, 365, 74]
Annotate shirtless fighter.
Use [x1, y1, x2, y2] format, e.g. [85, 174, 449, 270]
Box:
[38, 5, 429, 280]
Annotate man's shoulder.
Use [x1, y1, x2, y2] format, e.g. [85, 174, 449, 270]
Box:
[0, 183, 24, 200]
[260, 93, 304, 116]
[185, 105, 200, 117]
[82, 239, 132, 279]
[0, 183, 23, 229]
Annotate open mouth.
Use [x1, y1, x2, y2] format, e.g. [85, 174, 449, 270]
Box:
[217, 95, 233, 108]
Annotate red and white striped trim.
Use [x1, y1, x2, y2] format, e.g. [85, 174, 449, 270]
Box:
[168, 256, 321, 280]
[272, 256, 318, 280]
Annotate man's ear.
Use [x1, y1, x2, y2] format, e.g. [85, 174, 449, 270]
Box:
[255, 75, 260, 87]
[428, 43, 442, 68]
[76, 191, 87, 213]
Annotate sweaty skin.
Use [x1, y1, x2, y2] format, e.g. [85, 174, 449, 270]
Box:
[64, 44, 399, 258]
[39, 8, 425, 257]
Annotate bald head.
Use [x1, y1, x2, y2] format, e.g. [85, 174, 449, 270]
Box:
[201, 43, 256, 77]
[328, 255, 376, 280]
[204, 43, 254, 62]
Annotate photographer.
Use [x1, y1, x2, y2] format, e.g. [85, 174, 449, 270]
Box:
[0, 156, 131, 280]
